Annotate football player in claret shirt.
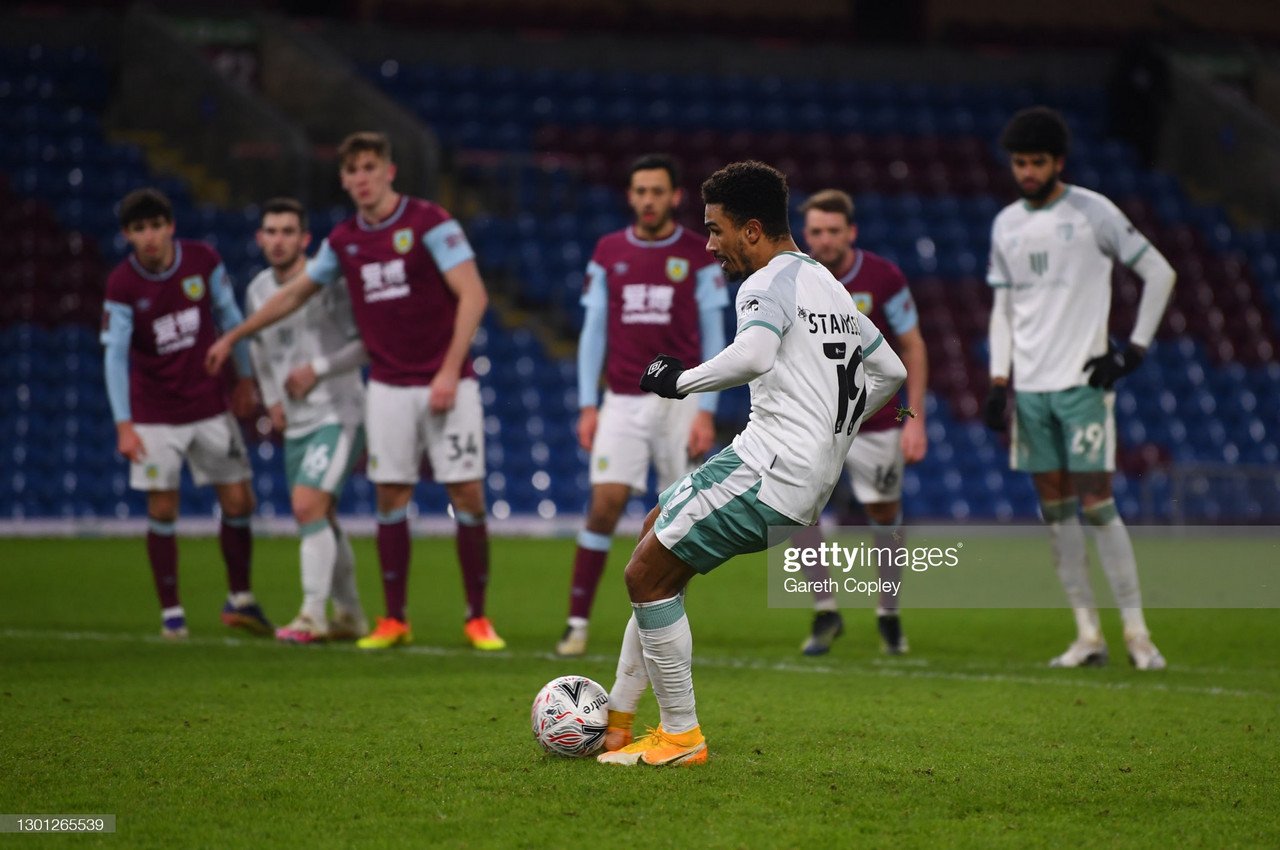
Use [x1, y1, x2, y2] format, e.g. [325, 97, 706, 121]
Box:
[791, 188, 930, 656]
[556, 154, 729, 657]
[207, 132, 502, 651]
[101, 188, 272, 639]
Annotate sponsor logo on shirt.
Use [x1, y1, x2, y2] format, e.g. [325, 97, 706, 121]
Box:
[182, 275, 205, 301]
[740, 298, 761, 314]
[851, 292, 873, 314]
[621, 283, 674, 325]
[665, 257, 690, 283]
[393, 228, 414, 255]
[152, 306, 201, 355]
[1030, 251, 1049, 276]
[360, 259, 411, 303]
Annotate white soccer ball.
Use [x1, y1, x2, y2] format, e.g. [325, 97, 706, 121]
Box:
[531, 675, 610, 757]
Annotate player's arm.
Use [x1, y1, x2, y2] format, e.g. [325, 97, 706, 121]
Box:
[427, 218, 487, 412]
[882, 280, 928, 461]
[858, 312, 907, 420]
[984, 231, 1014, 430]
[1084, 204, 1177, 388]
[663, 325, 780, 396]
[575, 260, 608, 451]
[101, 299, 144, 462]
[205, 243, 331, 375]
[688, 264, 730, 456]
[286, 287, 369, 399]
[248, 332, 286, 433]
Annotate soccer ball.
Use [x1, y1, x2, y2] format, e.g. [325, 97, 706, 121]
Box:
[531, 675, 609, 757]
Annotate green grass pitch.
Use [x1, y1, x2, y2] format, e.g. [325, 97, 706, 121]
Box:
[1, 535, 1277, 848]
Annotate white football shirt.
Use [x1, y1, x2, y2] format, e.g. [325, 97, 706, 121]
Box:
[987, 185, 1151, 392]
[246, 268, 366, 439]
[730, 251, 885, 524]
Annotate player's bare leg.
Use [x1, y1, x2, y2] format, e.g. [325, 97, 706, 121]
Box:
[145, 490, 186, 639]
[599, 511, 706, 767]
[447, 480, 505, 650]
[1073, 471, 1165, 670]
[277, 485, 336, 644]
[866, 499, 908, 654]
[1034, 471, 1105, 667]
[359, 482, 415, 649]
[214, 480, 271, 635]
[558, 482, 630, 656]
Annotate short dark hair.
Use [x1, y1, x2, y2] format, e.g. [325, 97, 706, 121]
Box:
[799, 188, 855, 224]
[260, 197, 309, 231]
[628, 153, 681, 189]
[700, 160, 790, 239]
[118, 188, 173, 228]
[1000, 106, 1070, 157]
[337, 131, 392, 167]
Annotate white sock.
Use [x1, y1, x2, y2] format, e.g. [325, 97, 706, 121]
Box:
[1044, 500, 1100, 642]
[300, 521, 336, 625]
[633, 596, 698, 735]
[229, 591, 256, 608]
[329, 523, 362, 616]
[1084, 501, 1148, 636]
[567, 616, 589, 630]
[608, 615, 648, 714]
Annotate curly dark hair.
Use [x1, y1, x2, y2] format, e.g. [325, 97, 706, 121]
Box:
[1000, 106, 1070, 157]
[700, 160, 790, 239]
[117, 188, 173, 228]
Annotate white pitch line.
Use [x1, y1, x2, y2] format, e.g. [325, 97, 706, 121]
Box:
[1, 628, 1272, 700]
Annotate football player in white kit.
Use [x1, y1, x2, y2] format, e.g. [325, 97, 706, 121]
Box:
[984, 107, 1177, 670]
[596, 162, 907, 766]
[246, 198, 369, 643]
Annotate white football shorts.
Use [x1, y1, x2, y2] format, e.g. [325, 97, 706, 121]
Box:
[130, 412, 253, 491]
[588, 391, 702, 494]
[364, 378, 485, 484]
[843, 427, 904, 504]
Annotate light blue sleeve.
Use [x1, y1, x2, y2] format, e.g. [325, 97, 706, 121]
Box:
[101, 300, 133, 423]
[695, 264, 728, 414]
[580, 260, 607, 309]
[304, 238, 341, 286]
[695, 263, 730, 310]
[883, 287, 919, 336]
[577, 262, 608, 408]
[209, 264, 253, 378]
[423, 219, 476, 273]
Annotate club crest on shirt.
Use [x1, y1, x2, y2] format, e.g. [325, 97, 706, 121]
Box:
[181, 275, 205, 301]
[1056, 223, 1074, 241]
[851, 292, 873, 314]
[665, 257, 690, 283]
[393, 228, 414, 255]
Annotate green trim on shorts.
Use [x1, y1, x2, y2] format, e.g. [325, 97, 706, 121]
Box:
[284, 423, 365, 493]
[1012, 386, 1112, 473]
[656, 447, 801, 575]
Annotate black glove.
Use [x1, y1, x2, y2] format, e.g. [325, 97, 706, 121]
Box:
[639, 354, 687, 399]
[1084, 342, 1145, 390]
[983, 384, 1008, 432]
